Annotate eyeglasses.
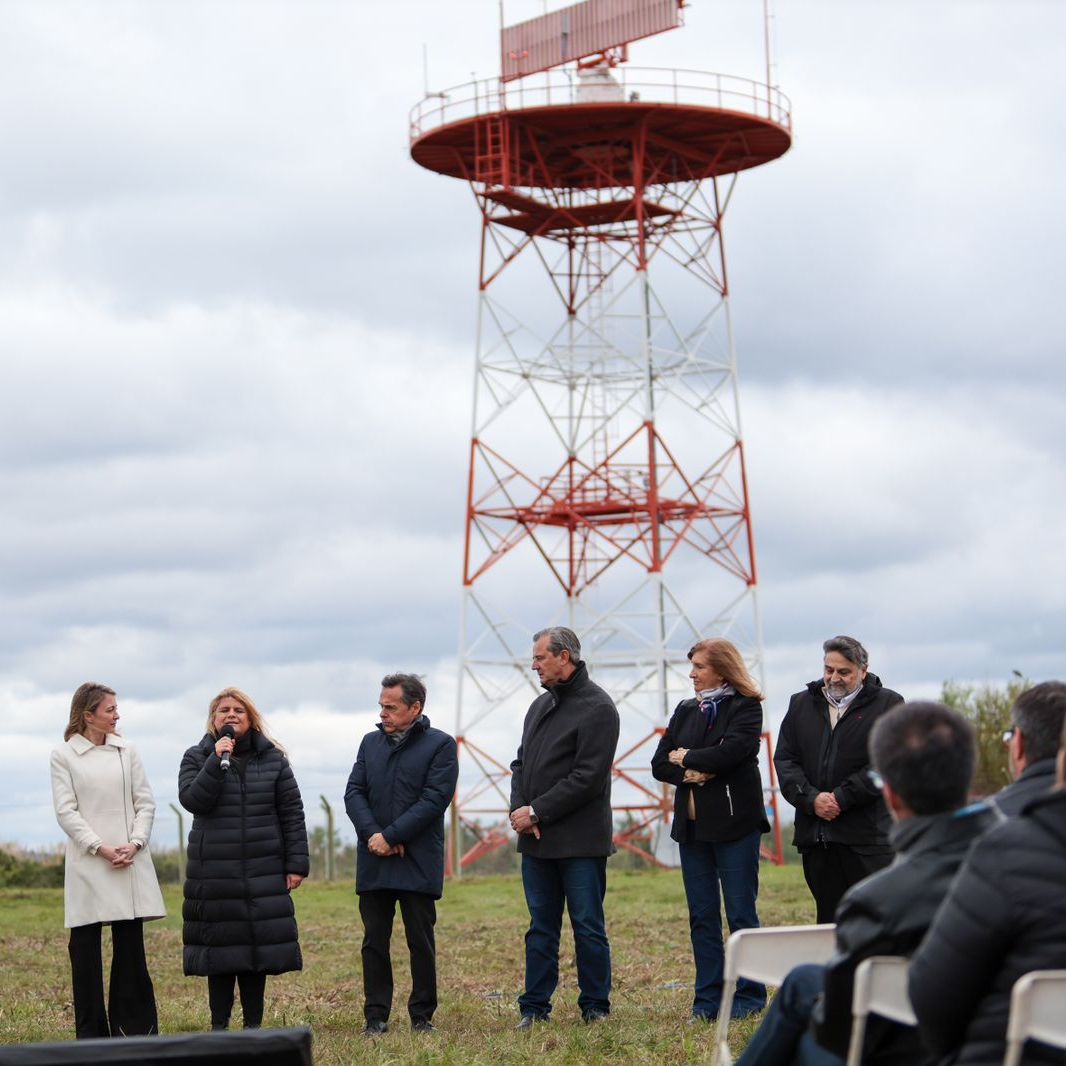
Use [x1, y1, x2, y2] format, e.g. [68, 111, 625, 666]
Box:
[1002, 728, 1016, 745]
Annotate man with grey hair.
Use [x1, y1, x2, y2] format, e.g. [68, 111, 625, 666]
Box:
[993, 680, 1066, 817]
[774, 636, 903, 922]
[509, 626, 620, 1028]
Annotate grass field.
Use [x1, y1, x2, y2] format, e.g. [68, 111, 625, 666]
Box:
[0, 862, 813, 1063]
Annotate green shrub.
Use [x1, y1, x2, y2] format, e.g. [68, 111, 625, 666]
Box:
[941, 673, 1029, 797]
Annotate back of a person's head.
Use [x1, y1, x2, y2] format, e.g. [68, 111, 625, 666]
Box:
[1013, 681, 1066, 763]
[869, 700, 976, 815]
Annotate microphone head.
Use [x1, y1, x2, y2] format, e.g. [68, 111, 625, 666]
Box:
[219, 724, 236, 740]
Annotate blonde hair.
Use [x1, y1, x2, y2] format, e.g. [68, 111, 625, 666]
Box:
[64, 682, 117, 741]
[206, 687, 286, 754]
[687, 639, 764, 701]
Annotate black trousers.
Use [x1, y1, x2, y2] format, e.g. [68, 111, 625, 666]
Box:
[207, 972, 268, 1029]
[359, 890, 437, 1024]
[801, 844, 892, 923]
[68, 919, 157, 1039]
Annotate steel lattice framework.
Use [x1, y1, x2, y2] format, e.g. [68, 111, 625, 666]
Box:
[411, 62, 792, 872]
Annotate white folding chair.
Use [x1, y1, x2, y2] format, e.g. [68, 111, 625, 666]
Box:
[1003, 969, 1066, 1066]
[845, 955, 915, 1066]
[714, 924, 837, 1066]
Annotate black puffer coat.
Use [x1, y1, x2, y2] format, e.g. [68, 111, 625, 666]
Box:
[651, 694, 770, 843]
[814, 802, 1001, 1064]
[774, 674, 903, 851]
[179, 730, 310, 976]
[909, 788, 1066, 1065]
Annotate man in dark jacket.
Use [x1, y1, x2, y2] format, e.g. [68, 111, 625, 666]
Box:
[509, 626, 620, 1028]
[344, 673, 458, 1035]
[993, 680, 1066, 817]
[738, 701, 999, 1066]
[909, 700, 1066, 1064]
[774, 635, 904, 922]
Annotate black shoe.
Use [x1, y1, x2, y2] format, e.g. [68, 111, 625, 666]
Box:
[516, 1014, 549, 1030]
[361, 1019, 388, 1035]
[210, 1023, 228, 1031]
[582, 1009, 609, 1024]
[411, 1018, 436, 1033]
[688, 1012, 716, 1024]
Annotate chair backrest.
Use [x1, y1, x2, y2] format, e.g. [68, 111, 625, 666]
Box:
[1004, 970, 1066, 1066]
[714, 924, 837, 1066]
[845, 956, 915, 1066]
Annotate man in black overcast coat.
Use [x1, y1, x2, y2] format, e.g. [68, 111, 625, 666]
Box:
[509, 626, 620, 1028]
[774, 635, 903, 922]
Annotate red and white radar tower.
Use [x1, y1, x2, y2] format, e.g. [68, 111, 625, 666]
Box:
[409, 0, 792, 871]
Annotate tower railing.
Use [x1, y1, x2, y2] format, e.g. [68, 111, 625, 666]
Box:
[410, 67, 792, 143]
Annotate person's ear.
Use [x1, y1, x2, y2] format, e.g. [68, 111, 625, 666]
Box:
[1012, 728, 1026, 765]
[881, 780, 906, 821]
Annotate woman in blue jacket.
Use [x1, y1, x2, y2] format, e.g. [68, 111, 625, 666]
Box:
[651, 638, 769, 1023]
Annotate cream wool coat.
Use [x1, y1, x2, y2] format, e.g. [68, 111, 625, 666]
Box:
[50, 733, 166, 929]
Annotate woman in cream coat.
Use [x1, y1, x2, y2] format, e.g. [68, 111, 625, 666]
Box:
[50, 682, 166, 1038]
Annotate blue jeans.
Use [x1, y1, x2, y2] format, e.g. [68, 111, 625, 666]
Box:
[737, 964, 843, 1066]
[519, 855, 611, 1018]
[679, 831, 766, 1019]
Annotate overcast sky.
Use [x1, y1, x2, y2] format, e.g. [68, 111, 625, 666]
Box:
[2, 0, 1063, 849]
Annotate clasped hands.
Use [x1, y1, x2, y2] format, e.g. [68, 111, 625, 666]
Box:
[667, 748, 713, 786]
[97, 843, 139, 867]
[368, 832, 405, 858]
[813, 791, 841, 821]
[509, 805, 541, 839]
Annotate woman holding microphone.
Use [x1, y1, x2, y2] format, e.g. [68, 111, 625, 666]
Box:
[50, 682, 165, 1038]
[179, 687, 309, 1030]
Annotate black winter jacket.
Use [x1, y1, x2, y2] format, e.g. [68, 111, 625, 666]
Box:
[813, 803, 1001, 1064]
[774, 674, 903, 851]
[179, 730, 310, 976]
[909, 789, 1066, 1065]
[509, 662, 620, 859]
[344, 715, 458, 899]
[991, 757, 1057, 818]
[651, 694, 770, 843]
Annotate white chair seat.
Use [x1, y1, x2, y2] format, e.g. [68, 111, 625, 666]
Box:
[846, 955, 915, 1066]
[1004, 969, 1066, 1066]
[714, 924, 837, 1066]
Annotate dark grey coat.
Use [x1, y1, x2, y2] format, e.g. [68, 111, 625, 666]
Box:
[509, 662, 620, 859]
[991, 757, 1056, 818]
[179, 730, 310, 976]
[909, 789, 1066, 1064]
[814, 803, 1000, 1065]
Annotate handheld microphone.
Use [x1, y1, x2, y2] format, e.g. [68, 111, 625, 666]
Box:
[218, 724, 236, 771]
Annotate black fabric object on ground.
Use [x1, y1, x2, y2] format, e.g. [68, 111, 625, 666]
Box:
[0, 1026, 312, 1065]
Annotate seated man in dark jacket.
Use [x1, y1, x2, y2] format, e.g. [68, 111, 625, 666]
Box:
[738, 701, 999, 1066]
[910, 690, 1066, 1064]
[993, 681, 1066, 817]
